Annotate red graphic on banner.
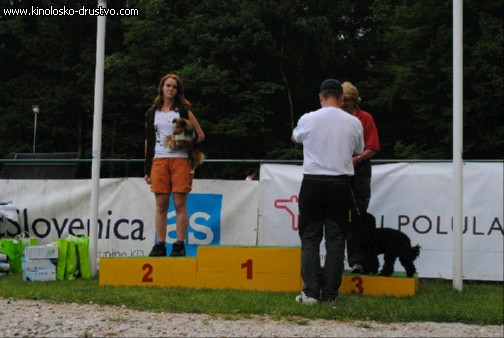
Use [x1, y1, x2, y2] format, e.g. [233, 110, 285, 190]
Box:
[274, 195, 300, 231]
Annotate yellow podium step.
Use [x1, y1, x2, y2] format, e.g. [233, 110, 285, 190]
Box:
[340, 271, 418, 296]
[99, 257, 197, 288]
[197, 246, 301, 292]
[98, 247, 417, 296]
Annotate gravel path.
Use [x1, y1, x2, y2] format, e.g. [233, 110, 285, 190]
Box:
[0, 298, 502, 337]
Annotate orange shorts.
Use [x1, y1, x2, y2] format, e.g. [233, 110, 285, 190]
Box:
[150, 158, 193, 194]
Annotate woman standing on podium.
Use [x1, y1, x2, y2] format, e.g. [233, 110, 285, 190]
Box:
[144, 73, 205, 257]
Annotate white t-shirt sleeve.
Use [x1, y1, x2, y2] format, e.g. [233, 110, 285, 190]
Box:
[292, 114, 308, 143]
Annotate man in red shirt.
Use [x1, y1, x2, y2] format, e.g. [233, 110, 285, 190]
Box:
[341, 82, 381, 274]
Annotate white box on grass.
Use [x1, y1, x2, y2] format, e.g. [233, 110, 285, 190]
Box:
[24, 245, 58, 260]
[22, 258, 57, 281]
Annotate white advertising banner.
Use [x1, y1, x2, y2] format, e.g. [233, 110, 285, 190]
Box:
[257, 163, 504, 281]
[1, 162, 502, 281]
[0, 178, 259, 259]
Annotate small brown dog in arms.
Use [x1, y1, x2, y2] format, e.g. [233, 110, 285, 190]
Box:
[164, 118, 205, 171]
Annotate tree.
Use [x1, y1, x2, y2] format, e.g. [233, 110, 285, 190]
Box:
[0, 0, 501, 181]
[0, 0, 98, 157]
[363, 0, 503, 159]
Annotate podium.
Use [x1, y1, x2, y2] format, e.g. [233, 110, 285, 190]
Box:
[99, 246, 418, 296]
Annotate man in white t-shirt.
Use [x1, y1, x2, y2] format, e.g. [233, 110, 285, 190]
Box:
[292, 78, 364, 303]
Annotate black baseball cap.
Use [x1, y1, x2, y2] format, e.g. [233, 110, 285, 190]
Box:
[320, 78, 342, 92]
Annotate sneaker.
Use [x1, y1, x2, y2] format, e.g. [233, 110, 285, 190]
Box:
[295, 292, 318, 304]
[351, 264, 363, 274]
[170, 241, 186, 257]
[149, 243, 167, 257]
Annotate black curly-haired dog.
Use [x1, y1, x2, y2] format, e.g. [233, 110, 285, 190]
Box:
[356, 213, 421, 277]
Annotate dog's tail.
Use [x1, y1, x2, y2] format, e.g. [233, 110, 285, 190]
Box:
[411, 244, 422, 260]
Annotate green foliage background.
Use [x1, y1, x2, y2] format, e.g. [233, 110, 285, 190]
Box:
[0, 0, 502, 178]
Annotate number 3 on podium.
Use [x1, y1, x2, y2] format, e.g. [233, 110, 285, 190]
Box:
[351, 276, 364, 294]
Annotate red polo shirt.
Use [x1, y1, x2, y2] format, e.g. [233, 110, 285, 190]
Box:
[354, 106, 380, 152]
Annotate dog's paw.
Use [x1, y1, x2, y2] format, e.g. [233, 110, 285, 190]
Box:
[379, 270, 393, 277]
[361, 268, 377, 275]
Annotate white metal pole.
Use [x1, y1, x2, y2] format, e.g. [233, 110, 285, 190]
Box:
[33, 113, 38, 153]
[89, 0, 107, 278]
[453, 0, 463, 291]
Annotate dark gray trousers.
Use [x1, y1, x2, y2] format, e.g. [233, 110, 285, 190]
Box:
[298, 175, 354, 300]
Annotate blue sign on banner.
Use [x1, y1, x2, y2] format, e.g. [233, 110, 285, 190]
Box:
[158, 193, 222, 256]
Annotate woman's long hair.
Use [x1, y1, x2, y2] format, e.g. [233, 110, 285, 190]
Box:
[153, 73, 191, 111]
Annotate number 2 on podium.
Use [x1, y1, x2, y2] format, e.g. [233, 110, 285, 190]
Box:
[142, 263, 153, 283]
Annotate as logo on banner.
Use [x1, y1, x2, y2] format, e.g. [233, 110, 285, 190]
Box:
[165, 194, 222, 256]
[274, 195, 299, 231]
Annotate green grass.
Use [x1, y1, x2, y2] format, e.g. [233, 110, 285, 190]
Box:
[0, 274, 502, 326]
